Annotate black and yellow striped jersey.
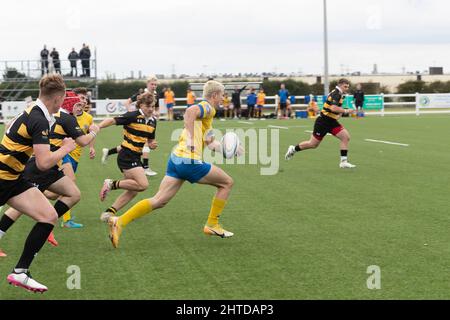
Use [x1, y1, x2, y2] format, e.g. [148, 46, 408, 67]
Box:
[321, 88, 344, 120]
[114, 110, 157, 155]
[0, 105, 50, 181]
[50, 111, 84, 152]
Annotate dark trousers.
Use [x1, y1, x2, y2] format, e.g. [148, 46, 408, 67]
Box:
[70, 63, 77, 77]
[82, 60, 90, 77]
[41, 60, 49, 75]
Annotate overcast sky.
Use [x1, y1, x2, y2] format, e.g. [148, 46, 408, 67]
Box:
[1, 0, 449, 78]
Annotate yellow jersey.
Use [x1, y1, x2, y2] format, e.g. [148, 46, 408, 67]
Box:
[172, 101, 215, 161]
[69, 112, 93, 162]
[222, 97, 231, 107]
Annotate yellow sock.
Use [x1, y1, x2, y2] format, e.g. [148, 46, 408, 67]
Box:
[119, 199, 152, 227]
[63, 210, 72, 223]
[207, 197, 227, 226]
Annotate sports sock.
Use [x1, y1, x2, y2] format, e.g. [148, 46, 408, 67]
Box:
[106, 207, 118, 215]
[54, 201, 70, 218]
[112, 180, 121, 190]
[341, 150, 348, 162]
[62, 210, 72, 223]
[119, 199, 152, 227]
[206, 197, 227, 226]
[15, 222, 54, 270]
[142, 158, 149, 169]
[0, 214, 15, 234]
[295, 145, 302, 152]
[108, 148, 118, 156]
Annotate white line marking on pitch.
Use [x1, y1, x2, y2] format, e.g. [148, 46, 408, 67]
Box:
[365, 139, 409, 147]
[238, 121, 254, 125]
[269, 125, 289, 130]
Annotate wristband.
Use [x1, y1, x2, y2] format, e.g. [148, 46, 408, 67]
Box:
[90, 131, 97, 138]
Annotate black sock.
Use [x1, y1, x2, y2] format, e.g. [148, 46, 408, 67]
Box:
[295, 145, 302, 152]
[106, 207, 117, 215]
[0, 214, 15, 233]
[341, 150, 348, 157]
[112, 180, 120, 190]
[108, 148, 118, 156]
[142, 158, 149, 169]
[54, 200, 70, 218]
[15, 222, 54, 270]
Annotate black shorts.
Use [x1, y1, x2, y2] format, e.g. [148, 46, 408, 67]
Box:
[117, 148, 143, 172]
[23, 158, 65, 192]
[280, 103, 287, 110]
[0, 176, 35, 206]
[355, 101, 363, 108]
[313, 115, 344, 141]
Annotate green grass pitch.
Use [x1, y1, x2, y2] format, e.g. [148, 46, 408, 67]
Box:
[0, 115, 449, 300]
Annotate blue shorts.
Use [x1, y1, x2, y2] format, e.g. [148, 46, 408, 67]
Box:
[62, 154, 79, 173]
[166, 154, 212, 184]
[166, 103, 174, 109]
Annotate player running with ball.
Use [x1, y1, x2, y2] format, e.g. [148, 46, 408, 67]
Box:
[285, 78, 356, 169]
[105, 80, 242, 248]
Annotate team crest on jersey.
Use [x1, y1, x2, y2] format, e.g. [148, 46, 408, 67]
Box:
[41, 129, 49, 136]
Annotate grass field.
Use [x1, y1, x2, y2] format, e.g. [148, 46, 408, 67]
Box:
[0, 115, 450, 300]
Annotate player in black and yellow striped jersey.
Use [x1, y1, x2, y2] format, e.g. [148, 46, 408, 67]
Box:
[101, 76, 159, 177]
[0, 74, 77, 293]
[97, 92, 158, 221]
[1, 91, 99, 247]
[285, 78, 357, 169]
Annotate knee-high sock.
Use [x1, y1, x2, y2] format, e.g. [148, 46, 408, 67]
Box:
[207, 197, 227, 226]
[15, 222, 54, 271]
[119, 199, 152, 227]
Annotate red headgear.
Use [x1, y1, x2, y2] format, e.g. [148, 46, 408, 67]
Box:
[61, 91, 81, 114]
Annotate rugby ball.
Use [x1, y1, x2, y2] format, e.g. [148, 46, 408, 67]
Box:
[221, 132, 240, 159]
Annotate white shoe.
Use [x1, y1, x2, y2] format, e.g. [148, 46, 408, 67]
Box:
[7, 272, 48, 293]
[339, 161, 356, 169]
[100, 211, 114, 223]
[100, 179, 114, 201]
[285, 145, 296, 161]
[101, 148, 109, 164]
[144, 168, 158, 177]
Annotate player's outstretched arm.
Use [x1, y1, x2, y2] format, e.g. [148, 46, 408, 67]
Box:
[98, 118, 116, 129]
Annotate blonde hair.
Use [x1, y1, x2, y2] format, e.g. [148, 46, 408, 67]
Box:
[203, 80, 224, 99]
[147, 75, 158, 83]
[39, 74, 66, 97]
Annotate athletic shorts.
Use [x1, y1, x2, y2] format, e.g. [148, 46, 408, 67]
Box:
[62, 154, 79, 173]
[280, 102, 287, 110]
[256, 105, 264, 109]
[23, 158, 65, 192]
[166, 154, 212, 184]
[117, 148, 143, 172]
[0, 176, 35, 206]
[166, 103, 174, 109]
[313, 115, 344, 141]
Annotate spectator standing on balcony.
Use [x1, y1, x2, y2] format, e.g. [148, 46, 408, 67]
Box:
[40, 45, 49, 76]
[79, 44, 91, 77]
[68, 48, 79, 77]
[50, 48, 61, 74]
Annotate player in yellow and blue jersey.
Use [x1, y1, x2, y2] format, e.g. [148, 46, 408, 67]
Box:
[106, 80, 239, 248]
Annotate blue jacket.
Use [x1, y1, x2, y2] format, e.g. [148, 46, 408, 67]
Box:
[247, 93, 257, 105]
[278, 89, 289, 103]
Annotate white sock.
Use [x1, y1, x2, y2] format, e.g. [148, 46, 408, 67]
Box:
[0, 230, 5, 240]
[341, 157, 348, 162]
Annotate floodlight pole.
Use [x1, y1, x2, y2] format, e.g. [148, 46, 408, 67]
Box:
[323, 0, 330, 96]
